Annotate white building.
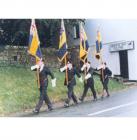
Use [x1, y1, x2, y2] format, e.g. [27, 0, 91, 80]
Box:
[84, 19, 137, 81]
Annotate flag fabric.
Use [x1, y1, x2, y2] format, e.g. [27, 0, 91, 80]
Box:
[96, 30, 102, 53]
[79, 23, 89, 61]
[28, 19, 42, 62]
[57, 19, 68, 62]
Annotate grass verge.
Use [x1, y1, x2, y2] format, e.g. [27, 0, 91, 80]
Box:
[0, 67, 126, 116]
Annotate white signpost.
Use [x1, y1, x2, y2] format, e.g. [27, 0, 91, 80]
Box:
[109, 41, 134, 52]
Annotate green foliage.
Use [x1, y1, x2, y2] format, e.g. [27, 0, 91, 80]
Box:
[0, 19, 85, 47]
[0, 19, 31, 46]
[0, 67, 125, 116]
[0, 67, 38, 115]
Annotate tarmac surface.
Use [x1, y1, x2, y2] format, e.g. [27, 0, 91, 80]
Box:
[22, 86, 137, 117]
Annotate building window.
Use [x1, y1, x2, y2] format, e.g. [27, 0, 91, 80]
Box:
[73, 24, 80, 39]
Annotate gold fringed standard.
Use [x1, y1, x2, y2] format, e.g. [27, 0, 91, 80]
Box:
[96, 35, 104, 82]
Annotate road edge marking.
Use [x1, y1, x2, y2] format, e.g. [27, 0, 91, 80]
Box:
[88, 101, 137, 116]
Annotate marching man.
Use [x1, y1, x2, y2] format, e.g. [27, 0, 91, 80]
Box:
[60, 59, 83, 107]
[79, 61, 97, 102]
[31, 59, 56, 114]
[96, 62, 112, 98]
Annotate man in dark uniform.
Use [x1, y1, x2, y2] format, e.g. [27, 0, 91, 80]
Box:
[60, 59, 83, 107]
[79, 61, 97, 102]
[97, 62, 112, 98]
[31, 59, 56, 114]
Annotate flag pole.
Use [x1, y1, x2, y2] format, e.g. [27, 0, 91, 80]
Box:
[35, 58, 40, 89]
[83, 56, 87, 82]
[100, 55, 104, 82]
[97, 31, 104, 82]
[36, 68, 40, 89]
[83, 36, 87, 82]
[65, 55, 68, 85]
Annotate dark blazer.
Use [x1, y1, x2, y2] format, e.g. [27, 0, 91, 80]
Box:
[96, 67, 112, 82]
[64, 67, 81, 86]
[84, 67, 95, 85]
[33, 66, 55, 87]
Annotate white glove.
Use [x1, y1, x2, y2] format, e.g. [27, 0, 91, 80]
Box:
[31, 65, 39, 71]
[60, 66, 67, 72]
[85, 73, 91, 80]
[51, 78, 56, 87]
[39, 63, 44, 72]
[81, 64, 87, 71]
[79, 76, 83, 83]
[67, 63, 72, 70]
[97, 65, 103, 70]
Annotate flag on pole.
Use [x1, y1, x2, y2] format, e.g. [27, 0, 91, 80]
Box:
[95, 30, 102, 59]
[57, 19, 68, 62]
[28, 19, 42, 62]
[79, 23, 89, 61]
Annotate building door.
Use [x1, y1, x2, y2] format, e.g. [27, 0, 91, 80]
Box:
[119, 50, 129, 79]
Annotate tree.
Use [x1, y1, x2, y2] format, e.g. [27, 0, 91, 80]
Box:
[0, 19, 30, 46]
[0, 19, 85, 48]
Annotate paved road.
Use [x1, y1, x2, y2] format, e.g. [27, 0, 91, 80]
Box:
[25, 86, 137, 117]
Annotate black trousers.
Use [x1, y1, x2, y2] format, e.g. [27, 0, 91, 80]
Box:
[102, 78, 109, 94]
[65, 84, 78, 104]
[35, 86, 52, 111]
[81, 80, 97, 100]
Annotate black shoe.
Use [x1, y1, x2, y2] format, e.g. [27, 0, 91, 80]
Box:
[64, 103, 69, 108]
[93, 98, 97, 101]
[48, 107, 53, 111]
[33, 109, 39, 114]
[107, 94, 110, 97]
[79, 98, 83, 102]
[101, 95, 104, 100]
[75, 101, 78, 105]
